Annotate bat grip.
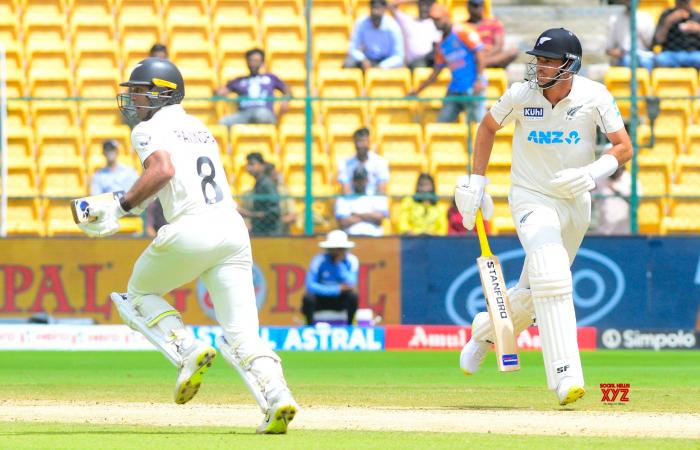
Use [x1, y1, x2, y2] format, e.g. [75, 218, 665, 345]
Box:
[475, 209, 492, 257]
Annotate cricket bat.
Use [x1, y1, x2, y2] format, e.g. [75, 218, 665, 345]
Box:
[70, 191, 124, 224]
[475, 209, 520, 372]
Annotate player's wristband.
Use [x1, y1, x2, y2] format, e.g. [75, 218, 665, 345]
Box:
[585, 154, 619, 182]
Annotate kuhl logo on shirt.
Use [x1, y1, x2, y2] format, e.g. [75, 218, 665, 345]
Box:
[523, 107, 544, 119]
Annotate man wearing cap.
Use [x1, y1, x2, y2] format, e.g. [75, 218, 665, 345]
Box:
[409, 4, 486, 122]
[89, 139, 139, 195]
[455, 28, 633, 406]
[344, 0, 405, 69]
[301, 230, 360, 325]
[336, 166, 389, 236]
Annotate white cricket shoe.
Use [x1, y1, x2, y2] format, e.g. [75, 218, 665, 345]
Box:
[174, 340, 216, 405]
[256, 389, 299, 434]
[557, 377, 586, 406]
[460, 312, 491, 375]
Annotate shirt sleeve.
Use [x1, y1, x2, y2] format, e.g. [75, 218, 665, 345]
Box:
[337, 159, 350, 184]
[489, 83, 517, 126]
[595, 87, 625, 134]
[305, 255, 341, 297]
[335, 196, 352, 219]
[226, 77, 242, 93]
[454, 24, 484, 51]
[349, 17, 367, 62]
[378, 18, 405, 68]
[131, 123, 169, 166]
[271, 74, 288, 94]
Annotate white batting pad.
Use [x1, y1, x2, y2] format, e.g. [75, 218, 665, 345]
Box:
[471, 287, 535, 343]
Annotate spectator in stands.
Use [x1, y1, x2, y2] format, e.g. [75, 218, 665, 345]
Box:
[466, 0, 517, 68]
[301, 229, 359, 325]
[398, 173, 447, 235]
[237, 152, 282, 236]
[267, 162, 298, 234]
[336, 167, 389, 236]
[593, 164, 640, 235]
[388, 0, 442, 68]
[215, 48, 291, 126]
[409, 4, 486, 123]
[344, 0, 405, 69]
[337, 127, 390, 195]
[149, 43, 168, 59]
[654, 0, 700, 68]
[606, 0, 655, 72]
[89, 140, 138, 195]
[145, 199, 167, 238]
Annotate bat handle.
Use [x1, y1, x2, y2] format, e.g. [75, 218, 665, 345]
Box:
[475, 209, 492, 257]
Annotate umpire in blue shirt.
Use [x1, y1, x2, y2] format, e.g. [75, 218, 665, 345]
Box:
[302, 230, 360, 325]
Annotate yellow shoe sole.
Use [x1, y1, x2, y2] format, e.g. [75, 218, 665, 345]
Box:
[258, 403, 298, 434]
[175, 348, 216, 405]
[559, 386, 586, 406]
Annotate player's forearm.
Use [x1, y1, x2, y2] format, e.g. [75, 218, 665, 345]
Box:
[471, 123, 496, 176]
[123, 155, 174, 209]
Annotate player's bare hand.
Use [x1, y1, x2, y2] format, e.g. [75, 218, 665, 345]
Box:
[551, 168, 596, 198]
[455, 174, 493, 230]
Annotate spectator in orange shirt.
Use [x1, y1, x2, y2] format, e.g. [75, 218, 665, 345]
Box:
[466, 0, 517, 68]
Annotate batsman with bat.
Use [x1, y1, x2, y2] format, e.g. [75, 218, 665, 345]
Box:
[74, 58, 298, 433]
[455, 28, 632, 405]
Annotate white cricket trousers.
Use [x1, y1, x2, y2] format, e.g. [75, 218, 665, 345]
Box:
[128, 208, 260, 339]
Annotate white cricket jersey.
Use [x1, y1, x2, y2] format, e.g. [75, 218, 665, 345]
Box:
[131, 104, 234, 222]
[489, 75, 625, 198]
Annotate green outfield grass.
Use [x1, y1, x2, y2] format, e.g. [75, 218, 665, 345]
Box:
[1, 350, 698, 449]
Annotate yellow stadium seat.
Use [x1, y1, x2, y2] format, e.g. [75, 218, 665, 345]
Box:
[484, 68, 507, 106]
[168, 18, 211, 53]
[212, 0, 255, 22]
[28, 69, 73, 98]
[637, 161, 670, 197]
[670, 159, 700, 196]
[327, 123, 359, 174]
[260, 0, 302, 21]
[376, 123, 424, 165]
[425, 123, 468, 173]
[311, 16, 351, 50]
[75, 46, 120, 72]
[7, 128, 34, 165]
[685, 124, 700, 157]
[279, 124, 327, 165]
[354, 2, 369, 20]
[661, 197, 700, 234]
[7, 160, 39, 197]
[218, 51, 252, 85]
[84, 124, 131, 159]
[76, 68, 120, 99]
[638, 0, 672, 24]
[209, 123, 230, 156]
[81, 102, 123, 132]
[31, 101, 79, 129]
[117, 0, 160, 21]
[319, 68, 363, 98]
[44, 198, 83, 236]
[322, 102, 367, 130]
[7, 102, 30, 131]
[488, 161, 511, 197]
[268, 43, 307, 75]
[70, 0, 113, 22]
[654, 100, 691, 141]
[5, 73, 26, 98]
[489, 199, 514, 235]
[278, 99, 321, 127]
[71, 18, 115, 57]
[643, 124, 683, 161]
[24, 21, 68, 51]
[117, 216, 145, 235]
[120, 22, 164, 69]
[365, 68, 411, 98]
[7, 199, 44, 236]
[2, 41, 23, 77]
[413, 67, 451, 124]
[22, 0, 65, 18]
[492, 122, 513, 164]
[263, 16, 305, 51]
[370, 101, 416, 126]
[0, 15, 19, 45]
[314, 44, 349, 72]
[434, 163, 467, 197]
[285, 161, 332, 197]
[215, 19, 259, 62]
[26, 44, 70, 73]
[603, 67, 651, 119]
[36, 127, 83, 164]
[230, 124, 279, 167]
[163, 0, 207, 21]
[0, 0, 18, 17]
[311, 0, 350, 19]
[652, 67, 698, 99]
[637, 197, 665, 234]
[387, 164, 425, 197]
[40, 160, 87, 198]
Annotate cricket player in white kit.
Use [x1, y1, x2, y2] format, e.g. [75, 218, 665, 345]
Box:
[456, 29, 633, 405]
[77, 58, 299, 433]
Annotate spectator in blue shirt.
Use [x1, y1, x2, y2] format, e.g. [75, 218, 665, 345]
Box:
[301, 230, 360, 325]
[343, 0, 405, 69]
[89, 140, 138, 195]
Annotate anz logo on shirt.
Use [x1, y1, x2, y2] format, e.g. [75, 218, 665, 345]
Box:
[527, 130, 582, 145]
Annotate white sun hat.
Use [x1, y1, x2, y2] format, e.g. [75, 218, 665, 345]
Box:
[318, 229, 355, 249]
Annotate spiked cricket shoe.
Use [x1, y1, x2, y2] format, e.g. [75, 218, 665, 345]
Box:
[256, 390, 299, 434]
[557, 377, 586, 406]
[174, 340, 216, 404]
[460, 312, 491, 375]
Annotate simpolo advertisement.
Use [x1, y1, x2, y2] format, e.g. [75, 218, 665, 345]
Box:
[598, 328, 699, 351]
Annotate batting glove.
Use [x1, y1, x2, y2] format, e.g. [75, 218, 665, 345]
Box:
[455, 174, 494, 230]
[77, 198, 127, 238]
[552, 154, 619, 198]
